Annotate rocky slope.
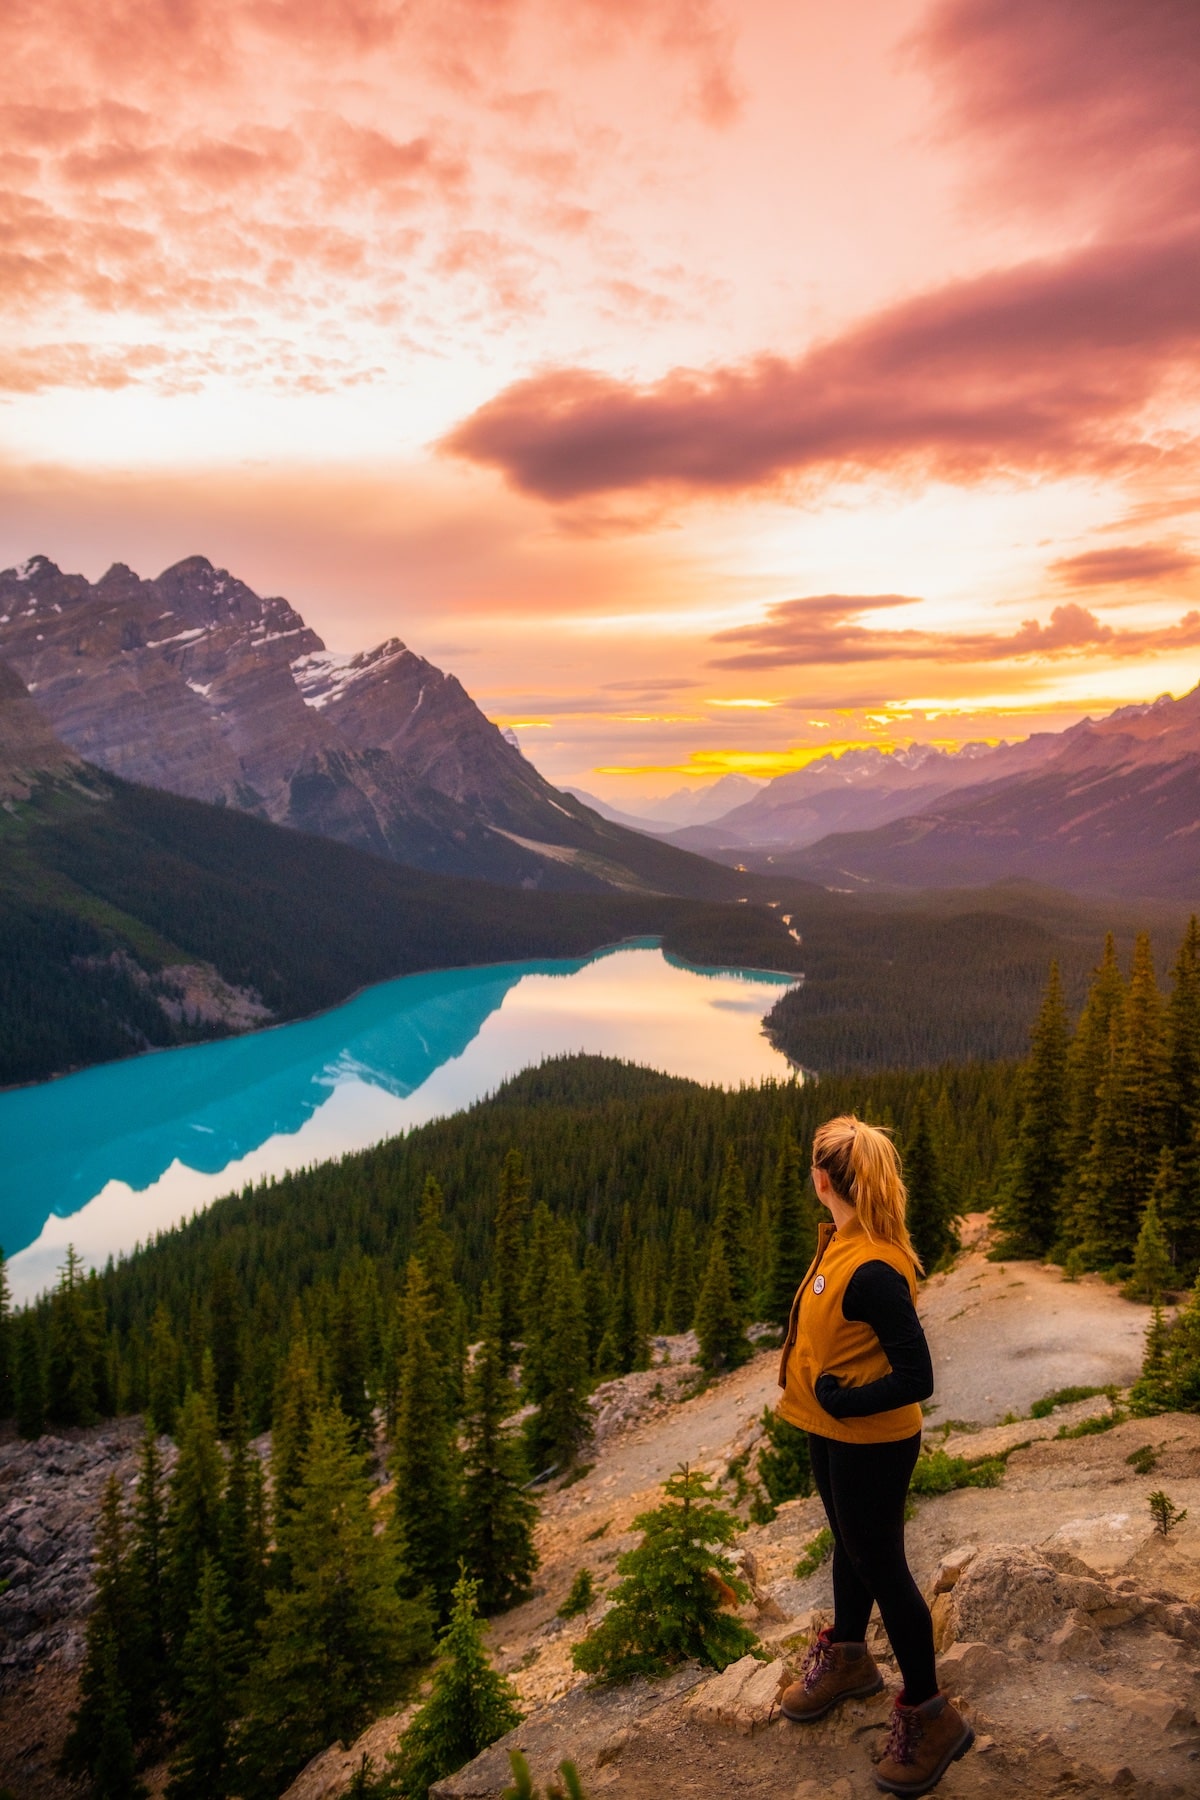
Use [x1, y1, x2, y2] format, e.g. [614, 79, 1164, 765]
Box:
[0, 659, 83, 803]
[0, 556, 742, 897]
[5, 1222, 1197, 1800]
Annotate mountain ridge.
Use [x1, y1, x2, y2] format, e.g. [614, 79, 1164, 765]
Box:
[0, 555, 748, 899]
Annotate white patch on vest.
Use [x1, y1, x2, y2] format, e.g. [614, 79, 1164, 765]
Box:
[813, 1275, 826, 1294]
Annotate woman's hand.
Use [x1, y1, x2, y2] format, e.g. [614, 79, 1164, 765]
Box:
[814, 1372, 847, 1416]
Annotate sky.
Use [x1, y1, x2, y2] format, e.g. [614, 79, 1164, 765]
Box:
[2, 0, 1199, 799]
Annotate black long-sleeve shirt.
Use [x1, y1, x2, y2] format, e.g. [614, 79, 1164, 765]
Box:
[813, 1259, 934, 1419]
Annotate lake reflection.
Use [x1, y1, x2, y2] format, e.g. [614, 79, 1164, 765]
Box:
[3, 941, 798, 1298]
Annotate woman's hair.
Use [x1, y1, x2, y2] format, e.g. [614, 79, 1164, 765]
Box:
[811, 1113, 923, 1272]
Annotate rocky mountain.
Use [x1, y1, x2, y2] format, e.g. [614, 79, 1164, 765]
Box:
[565, 774, 768, 835]
[666, 737, 1064, 853]
[0, 556, 742, 898]
[759, 684, 1200, 901]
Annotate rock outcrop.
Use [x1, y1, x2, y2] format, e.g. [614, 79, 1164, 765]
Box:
[0, 555, 737, 895]
[0, 659, 83, 802]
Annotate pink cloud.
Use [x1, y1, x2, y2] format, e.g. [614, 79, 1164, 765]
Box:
[444, 229, 1200, 501]
[1050, 543, 1199, 587]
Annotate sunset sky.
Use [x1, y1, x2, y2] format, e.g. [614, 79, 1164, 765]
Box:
[2, 0, 1198, 798]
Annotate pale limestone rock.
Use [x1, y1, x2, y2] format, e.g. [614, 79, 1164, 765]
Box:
[1103, 1682, 1197, 1732]
[937, 1640, 1010, 1689]
[684, 1654, 788, 1734]
[1045, 1612, 1102, 1661]
[931, 1544, 978, 1595]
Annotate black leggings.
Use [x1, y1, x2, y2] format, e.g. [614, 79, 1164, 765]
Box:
[808, 1430, 937, 1705]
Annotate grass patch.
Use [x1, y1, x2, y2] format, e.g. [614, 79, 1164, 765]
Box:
[1031, 1384, 1111, 1418]
[559, 1461, 595, 1490]
[1126, 1445, 1158, 1476]
[1057, 1409, 1126, 1439]
[583, 1519, 612, 1542]
[794, 1527, 834, 1580]
[909, 1448, 1006, 1496]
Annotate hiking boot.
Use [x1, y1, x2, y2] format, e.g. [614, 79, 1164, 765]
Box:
[781, 1629, 884, 1722]
[873, 1691, 974, 1795]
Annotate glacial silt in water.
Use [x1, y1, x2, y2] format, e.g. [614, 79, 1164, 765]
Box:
[2, 941, 798, 1298]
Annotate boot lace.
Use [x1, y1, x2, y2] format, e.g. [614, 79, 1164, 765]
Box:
[800, 1631, 834, 1692]
[883, 1704, 922, 1767]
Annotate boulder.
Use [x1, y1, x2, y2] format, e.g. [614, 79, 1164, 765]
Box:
[683, 1655, 788, 1735]
[937, 1640, 1010, 1690]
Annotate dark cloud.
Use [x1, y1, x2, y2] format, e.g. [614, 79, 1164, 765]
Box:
[1050, 543, 1199, 587]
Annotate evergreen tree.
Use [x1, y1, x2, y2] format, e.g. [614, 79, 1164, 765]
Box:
[130, 1417, 168, 1701]
[761, 1128, 817, 1326]
[13, 1309, 44, 1439]
[45, 1246, 102, 1428]
[87, 1631, 148, 1800]
[166, 1554, 242, 1800]
[493, 1149, 531, 1368]
[384, 1569, 521, 1800]
[712, 1146, 753, 1322]
[1162, 916, 1200, 1272]
[1124, 1178, 1175, 1304]
[241, 1406, 431, 1798]
[526, 1249, 592, 1475]
[147, 1302, 183, 1436]
[270, 1329, 323, 1530]
[0, 1246, 11, 1418]
[903, 1093, 957, 1271]
[62, 1473, 153, 1783]
[459, 1286, 538, 1613]
[389, 1258, 460, 1612]
[219, 1389, 268, 1650]
[414, 1175, 467, 1416]
[330, 1264, 375, 1446]
[164, 1385, 225, 1655]
[1060, 935, 1126, 1246]
[995, 961, 1070, 1256]
[665, 1211, 699, 1334]
[580, 1242, 610, 1371]
[572, 1466, 756, 1680]
[1131, 1275, 1200, 1414]
[519, 1201, 565, 1407]
[695, 1231, 747, 1372]
[596, 1208, 647, 1376]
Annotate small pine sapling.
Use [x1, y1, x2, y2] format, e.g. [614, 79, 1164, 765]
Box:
[793, 1527, 833, 1580]
[571, 1464, 756, 1682]
[1149, 1490, 1188, 1537]
[556, 1569, 596, 1619]
[502, 1751, 588, 1800]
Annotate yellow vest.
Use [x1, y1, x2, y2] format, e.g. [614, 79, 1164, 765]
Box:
[776, 1213, 924, 1445]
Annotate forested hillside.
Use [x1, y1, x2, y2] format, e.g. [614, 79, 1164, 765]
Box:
[0, 772, 804, 1088]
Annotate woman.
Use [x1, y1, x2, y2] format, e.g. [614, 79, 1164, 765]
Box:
[775, 1114, 973, 1798]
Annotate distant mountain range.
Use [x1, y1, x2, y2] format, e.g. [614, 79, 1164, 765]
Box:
[565, 774, 765, 833]
[677, 689, 1200, 901]
[0, 555, 744, 900]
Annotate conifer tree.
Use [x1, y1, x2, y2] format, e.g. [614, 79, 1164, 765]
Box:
[270, 1329, 323, 1530]
[165, 1554, 242, 1800]
[665, 1211, 699, 1333]
[147, 1302, 183, 1435]
[330, 1264, 375, 1446]
[712, 1146, 753, 1321]
[995, 961, 1070, 1256]
[13, 1309, 44, 1439]
[904, 1093, 957, 1271]
[762, 1128, 817, 1325]
[45, 1246, 102, 1428]
[0, 1247, 11, 1419]
[62, 1473, 153, 1783]
[1073, 1019, 1128, 1267]
[519, 1201, 564, 1406]
[87, 1631, 148, 1800]
[572, 1466, 755, 1680]
[1124, 1179, 1175, 1304]
[526, 1249, 592, 1475]
[384, 1569, 522, 1800]
[695, 1231, 747, 1372]
[242, 1406, 431, 1798]
[1060, 935, 1126, 1244]
[493, 1149, 531, 1367]
[459, 1286, 538, 1613]
[164, 1385, 225, 1654]
[219, 1389, 268, 1650]
[580, 1242, 610, 1370]
[389, 1257, 460, 1612]
[414, 1175, 467, 1416]
[1162, 916, 1200, 1272]
[130, 1416, 168, 1694]
[596, 1208, 648, 1376]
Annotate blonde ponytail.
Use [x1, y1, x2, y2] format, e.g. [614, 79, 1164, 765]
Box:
[811, 1114, 923, 1273]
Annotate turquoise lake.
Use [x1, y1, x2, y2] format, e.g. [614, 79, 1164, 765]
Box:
[3, 941, 798, 1299]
